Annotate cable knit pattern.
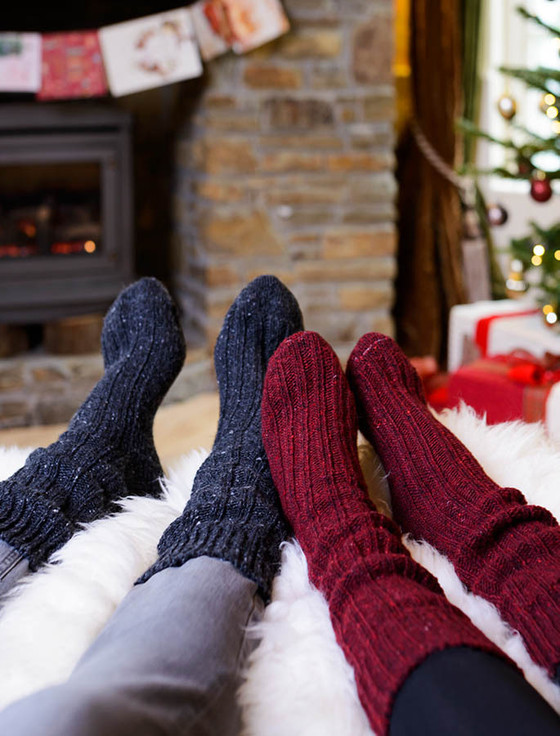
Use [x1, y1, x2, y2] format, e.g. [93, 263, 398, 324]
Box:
[0, 278, 186, 569]
[261, 331, 505, 736]
[347, 331, 560, 682]
[139, 275, 303, 601]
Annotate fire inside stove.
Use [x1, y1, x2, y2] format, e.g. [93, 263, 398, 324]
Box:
[0, 161, 102, 260]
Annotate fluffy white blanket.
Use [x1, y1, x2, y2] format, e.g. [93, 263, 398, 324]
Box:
[0, 405, 559, 736]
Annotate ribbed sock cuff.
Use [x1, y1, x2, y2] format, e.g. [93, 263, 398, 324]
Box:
[137, 518, 286, 602]
[0, 472, 74, 569]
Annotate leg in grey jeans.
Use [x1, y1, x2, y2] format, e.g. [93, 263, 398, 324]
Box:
[0, 555, 263, 736]
[0, 539, 29, 602]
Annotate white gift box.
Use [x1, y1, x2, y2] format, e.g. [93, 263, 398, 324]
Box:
[448, 299, 541, 372]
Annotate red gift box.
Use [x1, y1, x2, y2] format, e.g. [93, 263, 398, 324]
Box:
[448, 353, 560, 425]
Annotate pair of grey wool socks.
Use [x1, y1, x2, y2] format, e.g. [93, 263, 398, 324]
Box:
[0, 275, 303, 601]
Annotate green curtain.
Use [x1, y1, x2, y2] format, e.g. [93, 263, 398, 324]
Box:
[461, 0, 506, 298]
[461, 0, 483, 166]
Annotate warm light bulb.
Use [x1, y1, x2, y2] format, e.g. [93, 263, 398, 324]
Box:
[546, 312, 558, 325]
[553, 121, 560, 135]
[533, 244, 545, 256]
[545, 93, 557, 106]
[546, 106, 559, 119]
[532, 255, 543, 266]
[543, 304, 554, 315]
[84, 240, 96, 254]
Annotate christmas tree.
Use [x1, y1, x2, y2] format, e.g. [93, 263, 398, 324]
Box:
[460, 4, 560, 317]
[510, 221, 560, 324]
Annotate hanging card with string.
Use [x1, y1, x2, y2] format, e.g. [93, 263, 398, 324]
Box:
[223, 0, 289, 53]
[0, 34, 41, 93]
[99, 9, 202, 97]
[190, 1, 233, 61]
[38, 31, 108, 100]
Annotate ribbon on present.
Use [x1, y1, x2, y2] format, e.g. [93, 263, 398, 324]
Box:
[497, 350, 560, 387]
[473, 351, 560, 423]
[474, 308, 540, 357]
[448, 350, 560, 425]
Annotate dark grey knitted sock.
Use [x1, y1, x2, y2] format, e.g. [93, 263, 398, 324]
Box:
[139, 275, 303, 601]
[0, 277, 186, 569]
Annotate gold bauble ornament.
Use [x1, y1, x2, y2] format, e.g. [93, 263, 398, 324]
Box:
[541, 92, 557, 113]
[505, 259, 527, 298]
[497, 93, 517, 121]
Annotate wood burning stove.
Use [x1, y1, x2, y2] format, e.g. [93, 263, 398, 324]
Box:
[0, 105, 133, 323]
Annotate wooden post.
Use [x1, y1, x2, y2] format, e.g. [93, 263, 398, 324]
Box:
[44, 314, 103, 355]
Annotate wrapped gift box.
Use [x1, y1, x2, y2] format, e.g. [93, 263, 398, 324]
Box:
[447, 299, 541, 372]
[448, 354, 560, 442]
[479, 311, 560, 362]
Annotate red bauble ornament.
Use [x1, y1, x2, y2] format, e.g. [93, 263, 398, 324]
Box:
[530, 176, 553, 203]
[486, 203, 509, 226]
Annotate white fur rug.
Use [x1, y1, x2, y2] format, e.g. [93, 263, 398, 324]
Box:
[0, 405, 560, 736]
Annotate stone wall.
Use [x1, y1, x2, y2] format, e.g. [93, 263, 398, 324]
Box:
[0, 347, 215, 429]
[0, 0, 396, 429]
[173, 0, 397, 357]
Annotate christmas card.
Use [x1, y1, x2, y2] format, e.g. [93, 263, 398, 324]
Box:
[222, 0, 289, 54]
[99, 9, 203, 97]
[0, 33, 41, 93]
[190, 1, 232, 61]
[38, 31, 108, 100]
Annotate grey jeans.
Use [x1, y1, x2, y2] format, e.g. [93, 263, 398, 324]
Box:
[0, 554, 263, 736]
[0, 539, 29, 601]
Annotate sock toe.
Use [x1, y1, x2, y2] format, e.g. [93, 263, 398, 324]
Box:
[348, 332, 426, 403]
[214, 275, 303, 395]
[102, 277, 186, 380]
[259, 276, 304, 362]
[265, 330, 340, 414]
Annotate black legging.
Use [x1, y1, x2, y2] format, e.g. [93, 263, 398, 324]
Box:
[391, 647, 560, 735]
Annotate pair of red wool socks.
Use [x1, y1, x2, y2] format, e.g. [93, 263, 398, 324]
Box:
[261, 331, 560, 736]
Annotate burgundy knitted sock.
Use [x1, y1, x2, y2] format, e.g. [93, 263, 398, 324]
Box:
[347, 331, 560, 682]
[262, 331, 504, 736]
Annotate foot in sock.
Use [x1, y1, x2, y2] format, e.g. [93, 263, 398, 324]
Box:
[347, 331, 560, 681]
[139, 275, 304, 601]
[0, 277, 186, 570]
[261, 330, 506, 736]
